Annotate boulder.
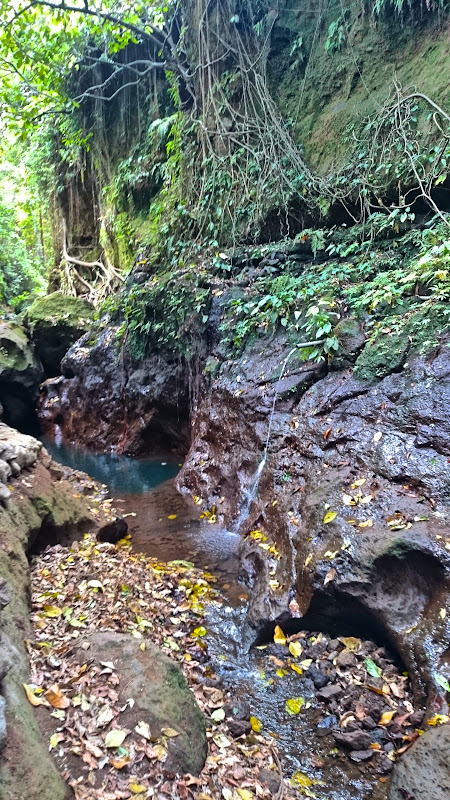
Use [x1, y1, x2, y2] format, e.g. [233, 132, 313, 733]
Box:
[389, 725, 450, 800]
[74, 632, 207, 775]
[24, 292, 95, 377]
[0, 319, 43, 430]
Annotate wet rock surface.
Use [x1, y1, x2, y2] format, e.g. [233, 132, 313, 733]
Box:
[39, 327, 190, 455]
[0, 318, 43, 430]
[388, 725, 450, 800]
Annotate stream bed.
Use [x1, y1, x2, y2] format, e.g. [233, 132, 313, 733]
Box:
[43, 438, 414, 799]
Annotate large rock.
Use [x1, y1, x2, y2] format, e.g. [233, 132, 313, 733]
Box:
[177, 332, 450, 709]
[389, 725, 450, 800]
[24, 291, 95, 377]
[73, 632, 207, 776]
[38, 326, 190, 455]
[0, 319, 43, 430]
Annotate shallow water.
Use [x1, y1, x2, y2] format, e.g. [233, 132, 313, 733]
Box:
[42, 437, 180, 493]
[43, 438, 245, 598]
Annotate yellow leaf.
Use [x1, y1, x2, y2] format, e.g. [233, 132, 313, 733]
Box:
[290, 772, 313, 788]
[276, 668, 287, 678]
[358, 519, 373, 528]
[324, 550, 338, 559]
[289, 641, 303, 658]
[192, 626, 207, 637]
[273, 625, 286, 645]
[43, 605, 62, 618]
[168, 514, 177, 520]
[304, 554, 312, 567]
[353, 478, 367, 487]
[439, 608, 447, 620]
[285, 697, 305, 715]
[105, 729, 127, 748]
[129, 784, 147, 794]
[249, 716, 263, 733]
[300, 659, 312, 668]
[291, 664, 303, 675]
[237, 791, 254, 800]
[379, 710, 396, 726]
[23, 684, 46, 707]
[338, 637, 361, 652]
[161, 727, 179, 738]
[49, 732, 64, 750]
[323, 511, 337, 524]
[427, 714, 449, 726]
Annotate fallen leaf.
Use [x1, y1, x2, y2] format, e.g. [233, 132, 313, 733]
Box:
[111, 755, 131, 769]
[49, 732, 64, 750]
[43, 605, 62, 617]
[44, 685, 70, 709]
[105, 729, 128, 748]
[135, 721, 151, 740]
[427, 714, 449, 726]
[249, 716, 262, 733]
[289, 641, 303, 658]
[23, 684, 46, 707]
[87, 580, 104, 590]
[323, 511, 337, 524]
[211, 708, 226, 723]
[237, 791, 254, 800]
[435, 674, 450, 693]
[129, 784, 147, 794]
[379, 710, 396, 726]
[373, 431, 383, 442]
[285, 697, 305, 715]
[168, 514, 177, 520]
[338, 637, 361, 652]
[273, 625, 286, 645]
[358, 519, 373, 528]
[365, 658, 382, 678]
[161, 727, 179, 737]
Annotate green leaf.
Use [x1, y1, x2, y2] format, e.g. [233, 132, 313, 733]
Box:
[365, 658, 382, 678]
[435, 673, 450, 693]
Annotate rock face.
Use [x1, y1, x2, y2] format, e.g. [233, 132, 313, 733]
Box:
[36, 296, 450, 717]
[389, 725, 450, 800]
[74, 632, 207, 776]
[39, 327, 190, 455]
[177, 332, 450, 710]
[24, 291, 95, 377]
[0, 423, 127, 800]
[0, 319, 43, 430]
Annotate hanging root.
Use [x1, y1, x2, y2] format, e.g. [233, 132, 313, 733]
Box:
[60, 218, 124, 305]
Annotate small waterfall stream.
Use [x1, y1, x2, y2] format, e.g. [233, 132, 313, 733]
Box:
[233, 346, 299, 532]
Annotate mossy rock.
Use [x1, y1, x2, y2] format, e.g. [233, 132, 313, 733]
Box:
[353, 332, 409, 383]
[24, 292, 95, 377]
[0, 320, 43, 429]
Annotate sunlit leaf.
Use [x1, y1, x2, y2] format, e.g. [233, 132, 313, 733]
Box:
[285, 697, 305, 715]
[211, 708, 225, 723]
[379, 710, 395, 726]
[323, 511, 337, 524]
[288, 641, 303, 658]
[273, 625, 286, 645]
[427, 714, 449, 726]
[43, 605, 62, 617]
[249, 716, 263, 733]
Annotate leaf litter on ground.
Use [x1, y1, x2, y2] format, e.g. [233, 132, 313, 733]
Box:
[28, 535, 303, 800]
